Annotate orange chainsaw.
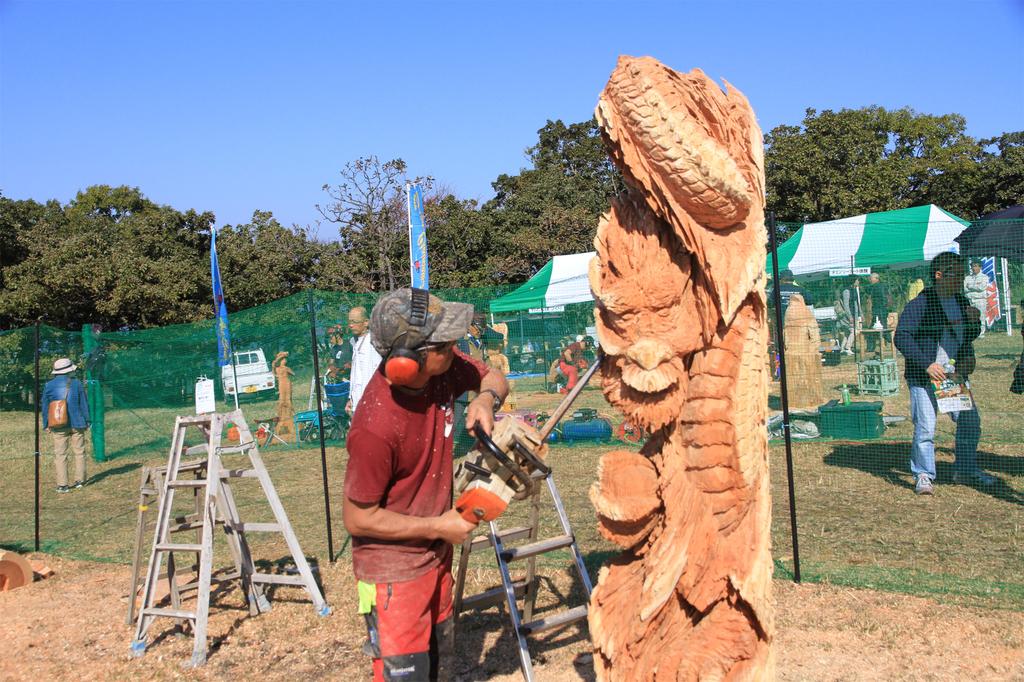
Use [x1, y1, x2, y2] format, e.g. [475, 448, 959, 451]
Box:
[453, 357, 601, 522]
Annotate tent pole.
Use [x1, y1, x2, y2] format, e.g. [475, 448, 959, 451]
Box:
[852, 256, 861, 359]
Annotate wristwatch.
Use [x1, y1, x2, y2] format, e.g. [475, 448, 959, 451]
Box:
[477, 388, 503, 412]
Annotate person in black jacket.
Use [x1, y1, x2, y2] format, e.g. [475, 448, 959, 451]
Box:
[894, 252, 995, 495]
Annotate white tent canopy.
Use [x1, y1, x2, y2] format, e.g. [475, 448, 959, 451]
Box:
[489, 252, 595, 312]
[771, 205, 970, 277]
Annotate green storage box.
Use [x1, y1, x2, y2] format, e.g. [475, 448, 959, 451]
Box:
[857, 359, 900, 396]
[818, 399, 884, 439]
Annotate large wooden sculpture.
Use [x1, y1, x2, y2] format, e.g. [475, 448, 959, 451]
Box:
[587, 56, 773, 679]
[783, 294, 826, 409]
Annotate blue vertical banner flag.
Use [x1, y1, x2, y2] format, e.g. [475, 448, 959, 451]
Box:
[407, 183, 430, 290]
[982, 256, 1001, 326]
[210, 229, 233, 366]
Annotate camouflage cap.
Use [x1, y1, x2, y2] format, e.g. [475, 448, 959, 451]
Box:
[369, 288, 474, 356]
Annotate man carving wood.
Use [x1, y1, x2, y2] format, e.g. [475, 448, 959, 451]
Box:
[342, 288, 509, 681]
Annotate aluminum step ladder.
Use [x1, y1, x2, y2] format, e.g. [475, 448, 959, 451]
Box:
[130, 410, 330, 667]
[126, 458, 208, 626]
[453, 471, 593, 682]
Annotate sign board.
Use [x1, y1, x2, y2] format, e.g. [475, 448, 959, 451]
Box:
[828, 267, 872, 277]
[195, 377, 216, 414]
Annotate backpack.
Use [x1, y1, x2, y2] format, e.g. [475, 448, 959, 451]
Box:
[47, 380, 71, 429]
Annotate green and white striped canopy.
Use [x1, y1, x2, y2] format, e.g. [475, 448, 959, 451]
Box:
[489, 252, 595, 313]
[771, 205, 970, 277]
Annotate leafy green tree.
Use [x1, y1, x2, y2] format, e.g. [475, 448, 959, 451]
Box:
[0, 185, 214, 329]
[214, 211, 323, 311]
[482, 117, 621, 282]
[764, 106, 993, 225]
[422, 193, 493, 288]
[972, 131, 1024, 216]
[0, 194, 45, 318]
[318, 157, 429, 291]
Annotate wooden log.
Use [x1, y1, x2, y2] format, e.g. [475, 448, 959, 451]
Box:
[0, 550, 35, 591]
[783, 294, 826, 409]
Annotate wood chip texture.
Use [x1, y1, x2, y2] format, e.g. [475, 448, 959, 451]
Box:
[589, 55, 773, 680]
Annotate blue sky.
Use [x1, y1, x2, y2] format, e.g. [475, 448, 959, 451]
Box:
[2, 0, 1022, 241]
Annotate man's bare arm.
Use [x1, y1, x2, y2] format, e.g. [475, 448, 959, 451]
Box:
[465, 368, 510, 435]
[343, 497, 477, 545]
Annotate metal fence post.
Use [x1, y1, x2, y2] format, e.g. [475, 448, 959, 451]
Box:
[768, 213, 802, 583]
[308, 290, 336, 562]
[34, 318, 41, 552]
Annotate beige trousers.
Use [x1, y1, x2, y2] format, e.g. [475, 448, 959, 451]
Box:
[51, 428, 87, 487]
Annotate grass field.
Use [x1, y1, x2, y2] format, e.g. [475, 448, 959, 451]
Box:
[1, 336, 1022, 610]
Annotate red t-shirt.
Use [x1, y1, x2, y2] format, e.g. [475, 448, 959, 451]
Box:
[344, 349, 488, 583]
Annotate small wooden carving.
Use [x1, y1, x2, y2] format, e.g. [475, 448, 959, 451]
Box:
[485, 348, 517, 411]
[273, 352, 295, 444]
[783, 294, 826, 409]
[589, 56, 773, 680]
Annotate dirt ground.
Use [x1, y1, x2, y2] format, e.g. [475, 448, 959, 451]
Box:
[2, 554, 1022, 681]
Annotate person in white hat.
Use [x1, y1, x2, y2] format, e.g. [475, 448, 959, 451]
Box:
[41, 358, 91, 493]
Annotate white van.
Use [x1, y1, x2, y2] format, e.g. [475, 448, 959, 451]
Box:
[222, 349, 276, 398]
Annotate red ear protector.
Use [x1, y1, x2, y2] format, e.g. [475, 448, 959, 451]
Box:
[384, 288, 430, 386]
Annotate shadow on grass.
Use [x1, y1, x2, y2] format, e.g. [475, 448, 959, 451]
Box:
[104, 437, 165, 461]
[456, 572, 593, 681]
[87, 461, 142, 485]
[253, 554, 328, 603]
[0, 539, 66, 554]
[824, 442, 1024, 505]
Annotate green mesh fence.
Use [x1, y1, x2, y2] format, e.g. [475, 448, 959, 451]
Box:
[767, 215, 1024, 607]
[2, 219, 1023, 608]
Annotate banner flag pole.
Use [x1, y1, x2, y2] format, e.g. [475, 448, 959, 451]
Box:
[1002, 257, 1013, 335]
[211, 228, 239, 409]
[407, 182, 430, 290]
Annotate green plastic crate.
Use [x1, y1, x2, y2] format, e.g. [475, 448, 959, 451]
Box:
[857, 359, 900, 396]
[818, 399, 885, 439]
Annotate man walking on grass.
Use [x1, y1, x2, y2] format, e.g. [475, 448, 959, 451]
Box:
[895, 251, 997, 495]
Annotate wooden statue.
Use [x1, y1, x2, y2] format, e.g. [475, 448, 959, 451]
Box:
[485, 347, 517, 411]
[272, 351, 295, 444]
[588, 56, 773, 679]
[491, 322, 510, 349]
[783, 294, 826, 409]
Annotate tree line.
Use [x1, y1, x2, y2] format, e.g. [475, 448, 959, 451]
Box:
[1, 108, 1020, 331]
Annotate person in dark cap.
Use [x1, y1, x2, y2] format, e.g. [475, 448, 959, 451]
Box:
[342, 287, 509, 681]
[766, 269, 815, 353]
[768, 269, 815, 317]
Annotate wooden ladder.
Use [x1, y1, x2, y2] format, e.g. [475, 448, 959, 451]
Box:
[453, 471, 593, 682]
[129, 410, 330, 667]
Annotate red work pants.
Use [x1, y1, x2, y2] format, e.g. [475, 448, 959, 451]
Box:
[559, 360, 578, 391]
[364, 560, 454, 681]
